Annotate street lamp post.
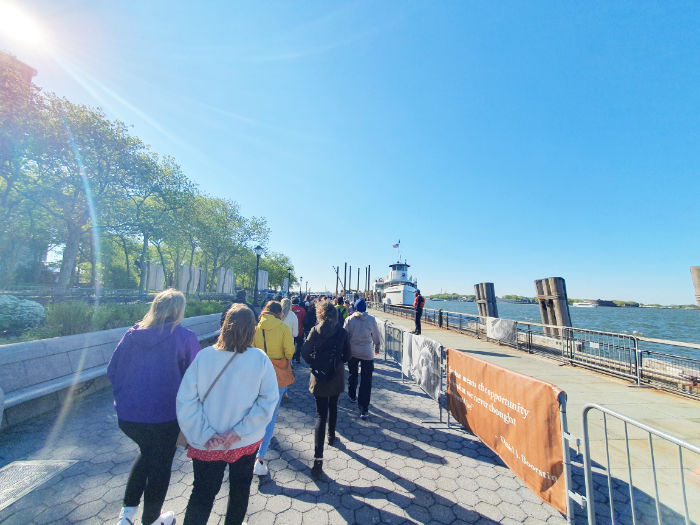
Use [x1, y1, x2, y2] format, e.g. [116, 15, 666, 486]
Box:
[253, 245, 264, 307]
[287, 267, 291, 296]
[299, 276, 303, 298]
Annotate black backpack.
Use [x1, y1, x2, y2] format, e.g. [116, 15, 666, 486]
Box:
[310, 328, 342, 383]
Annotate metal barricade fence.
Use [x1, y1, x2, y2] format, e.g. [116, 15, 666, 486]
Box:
[384, 324, 404, 375]
[581, 404, 700, 525]
[367, 301, 700, 400]
[369, 302, 700, 522]
[380, 320, 446, 422]
[637, 337, 700, 397]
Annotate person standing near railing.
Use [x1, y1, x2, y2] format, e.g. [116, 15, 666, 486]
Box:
[411, 289, 425, 335]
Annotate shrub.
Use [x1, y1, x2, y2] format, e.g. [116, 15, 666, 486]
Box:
[91, 303, 149, 330]
[41, 301, 94, 336]
[185, 300, 226, 317]
[0, 295, 46, 335]
[0, 297, 227, 344]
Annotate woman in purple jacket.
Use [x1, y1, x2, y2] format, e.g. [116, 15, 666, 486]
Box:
[108, 289, 201, 525]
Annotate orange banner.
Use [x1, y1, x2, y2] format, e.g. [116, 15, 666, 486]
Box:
[446, 349, 566, 514]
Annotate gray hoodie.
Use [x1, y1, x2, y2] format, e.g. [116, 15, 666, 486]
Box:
[343, 312, 381, 360]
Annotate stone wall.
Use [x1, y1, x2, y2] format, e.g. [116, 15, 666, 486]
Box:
[0, 313, 221, 430]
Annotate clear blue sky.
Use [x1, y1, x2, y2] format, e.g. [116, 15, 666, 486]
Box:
[3, 1, 699, 304]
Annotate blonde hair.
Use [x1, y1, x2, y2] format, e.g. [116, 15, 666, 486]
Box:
[139, 288, 186, 330]
[216, 304, 256, 353]
[280, 298, 291, 318]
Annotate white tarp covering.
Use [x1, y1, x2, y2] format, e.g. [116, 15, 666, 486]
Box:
[409, 333, 442, 401]
[257, 270, 269, 291]
[375, 319, 386, 351]
[401, 331, 413, 377]
[216, 268, 234, 294]
[401, 332, 442, 401]
[145, 263, 165, 291]
[178, 266, 201, 294]
[486, 317, 517, 344]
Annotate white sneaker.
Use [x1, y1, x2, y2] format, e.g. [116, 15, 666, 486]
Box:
[151, 511, 176, 525]
[253, 459, 268, 476]
[117, 506, 138, 525]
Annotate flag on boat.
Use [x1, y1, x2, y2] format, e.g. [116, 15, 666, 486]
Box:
[392, 240, 400, 248]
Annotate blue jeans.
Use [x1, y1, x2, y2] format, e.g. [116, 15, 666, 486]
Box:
[257, 386, 287, 459]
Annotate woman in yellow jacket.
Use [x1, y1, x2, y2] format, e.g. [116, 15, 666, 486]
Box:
[252, 301, 295, 476]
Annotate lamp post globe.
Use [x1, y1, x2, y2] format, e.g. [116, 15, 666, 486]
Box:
[253, 245, 264, 307]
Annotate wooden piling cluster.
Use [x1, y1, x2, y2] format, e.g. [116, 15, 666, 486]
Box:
[534, 277, 572, 336]
[475, 282, 498, 318]
[691, 266, 700, 308]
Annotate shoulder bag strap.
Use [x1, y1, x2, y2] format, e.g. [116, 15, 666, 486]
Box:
[262, 329, 268, 354]
[202, 351, 237, 403]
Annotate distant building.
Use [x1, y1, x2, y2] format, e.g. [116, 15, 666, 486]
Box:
[0, 51, 37, 82]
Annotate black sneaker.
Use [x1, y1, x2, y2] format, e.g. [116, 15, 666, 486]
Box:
[311, 459, 323, 478]
[328, 434, 336, 446]
[347, 395, 357, 403]
[360, 411, 369, 420]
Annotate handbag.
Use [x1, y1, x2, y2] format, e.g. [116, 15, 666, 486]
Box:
[176, 351, 238, 448]
[263, 329, 295, 387]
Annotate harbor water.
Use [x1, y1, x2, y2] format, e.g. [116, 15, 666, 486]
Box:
[425, 300, 700, 358]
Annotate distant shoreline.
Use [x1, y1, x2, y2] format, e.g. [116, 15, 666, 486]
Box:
[427, 295, 699, 310]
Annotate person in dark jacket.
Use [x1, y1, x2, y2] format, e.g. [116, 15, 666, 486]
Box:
[302, 300, 351, 477]
[107, 289, 201, 525]
[302, 297, 317, 336]
[411, 289, 425, 335]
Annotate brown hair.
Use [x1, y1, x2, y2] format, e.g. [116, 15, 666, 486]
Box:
[216, 304, 256, 353]
[261, 301, 282, 317]
[316, 300, 338, 325]
[139, 288, 185, 331]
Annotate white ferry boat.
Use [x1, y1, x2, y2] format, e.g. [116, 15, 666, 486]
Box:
[373, 261, 418, 305]
[573, 301, 598, 308]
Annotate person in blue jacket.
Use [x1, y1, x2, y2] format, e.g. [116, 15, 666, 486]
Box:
[107, 289, 201, 525]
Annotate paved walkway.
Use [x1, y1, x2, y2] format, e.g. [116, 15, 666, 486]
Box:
[0, 358, 566, 524]
[370, 308, 700, 524]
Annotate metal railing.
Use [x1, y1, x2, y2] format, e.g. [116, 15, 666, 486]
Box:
[384, 324, 404, 370]
[582, 404, 700, 525]
[368, 302, 700, 399]
[372, 307, 699, 523]
[0, 286, 242, 305]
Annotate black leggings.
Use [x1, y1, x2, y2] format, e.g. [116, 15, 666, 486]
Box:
[183, 451, 258, 525]
[314, 395, 339, 459]
[118, 419, 180, 525]
[348, 358, 374, 412]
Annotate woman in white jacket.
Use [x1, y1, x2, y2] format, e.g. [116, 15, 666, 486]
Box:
[177, 304, 278, 525]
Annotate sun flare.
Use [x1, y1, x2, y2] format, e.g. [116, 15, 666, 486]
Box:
[0, 2, 46, 46]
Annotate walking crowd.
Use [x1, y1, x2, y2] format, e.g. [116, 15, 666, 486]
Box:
[107, 289, 381, 525]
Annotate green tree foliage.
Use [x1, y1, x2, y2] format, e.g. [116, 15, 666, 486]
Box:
[0, 51, 283, 293]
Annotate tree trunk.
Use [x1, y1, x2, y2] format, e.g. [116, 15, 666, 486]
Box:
[88, 239, 96, 288]
[56, 226, 82, 292]
[121, 236, 130, 278]
[138, 232, 149, 294]
[185, 243, 196, 296]
[155, 243, 168, 287]
[208, 254, 219, 292]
